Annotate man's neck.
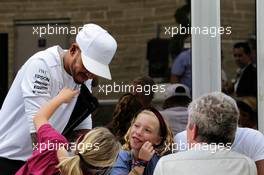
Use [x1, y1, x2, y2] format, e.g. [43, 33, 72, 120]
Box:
[63, 54, 72, 76]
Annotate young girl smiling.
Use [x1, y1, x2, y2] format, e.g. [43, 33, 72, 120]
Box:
[111, 107, 174, 175]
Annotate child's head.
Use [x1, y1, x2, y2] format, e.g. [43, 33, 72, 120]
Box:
[123, 107, 174, 156]
[58, 127, 121, 175]
[112, 93, 143, 138]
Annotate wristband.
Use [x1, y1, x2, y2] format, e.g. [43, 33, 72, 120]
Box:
[133, 159, 148, 168]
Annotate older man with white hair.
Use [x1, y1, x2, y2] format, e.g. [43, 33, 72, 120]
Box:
[154, 92, 257, 175]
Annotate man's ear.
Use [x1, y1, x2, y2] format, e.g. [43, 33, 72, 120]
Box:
[188, 123, 198, 141]
[69, 43, 79, 56]
[191, 124, 198, 141]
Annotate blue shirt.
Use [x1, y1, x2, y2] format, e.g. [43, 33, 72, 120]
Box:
[171, 49, 192, 90]
[111, 150, 160, 175]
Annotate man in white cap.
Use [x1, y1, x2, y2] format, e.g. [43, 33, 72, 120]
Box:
[0, 23, 117, 174]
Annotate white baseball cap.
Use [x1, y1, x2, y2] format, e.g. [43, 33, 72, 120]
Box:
[164, 83, 191, 99]
[76, 24, 117, 80]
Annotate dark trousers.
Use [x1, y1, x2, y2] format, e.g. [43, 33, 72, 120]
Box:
[0, 157, 25, 175]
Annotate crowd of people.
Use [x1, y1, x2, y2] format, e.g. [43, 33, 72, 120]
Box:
[0, 23, 263, 175]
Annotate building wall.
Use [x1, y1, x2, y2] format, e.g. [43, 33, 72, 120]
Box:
[0, 0, 255, 99]
[0, 0, 186, 99]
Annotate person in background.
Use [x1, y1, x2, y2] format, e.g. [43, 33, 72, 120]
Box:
[108, 93, 143, 144]
[233, 42, 257, 97]
[160, 83, 191, 136]
[131, 76, 155, 108]
[170, 48, 192, 91]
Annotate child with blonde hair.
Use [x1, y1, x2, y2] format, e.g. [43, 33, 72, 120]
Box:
[16, 88, 120, 175]
[111, 107, 174, 175]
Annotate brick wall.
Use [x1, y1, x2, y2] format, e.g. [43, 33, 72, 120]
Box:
[0, 0, 186, 99]
[0, 0, 255, 99]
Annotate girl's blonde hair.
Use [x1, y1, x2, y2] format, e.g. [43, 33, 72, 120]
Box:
[123, 109, 174, 156]
[58, 127, 121, 175]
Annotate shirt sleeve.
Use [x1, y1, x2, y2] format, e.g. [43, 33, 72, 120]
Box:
[249, 130, 264, 161]
[37, 123, 68, 146]
[171, 55, 185, 76]
[247, 157, 258, 175]
[110, 151, 131, 175]
[21, 59, 52, 133]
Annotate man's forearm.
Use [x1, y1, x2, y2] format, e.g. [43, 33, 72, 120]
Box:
[256, 160, 264, 175]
